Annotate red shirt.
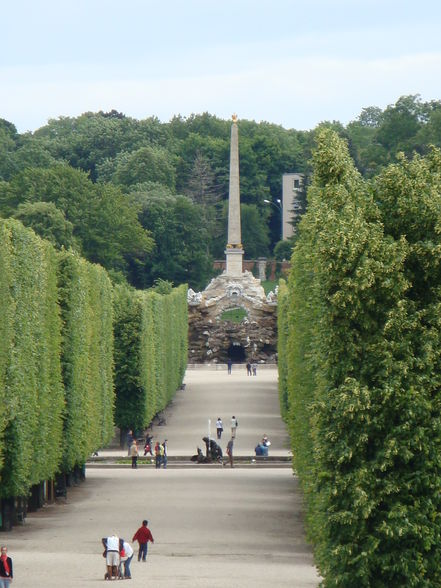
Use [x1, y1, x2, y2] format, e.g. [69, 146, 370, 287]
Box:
[132, 526, 154, 544]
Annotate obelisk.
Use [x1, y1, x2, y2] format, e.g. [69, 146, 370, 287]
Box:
[225, 114, 244, 276]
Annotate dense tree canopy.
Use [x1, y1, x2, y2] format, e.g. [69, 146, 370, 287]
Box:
[1, 96, 441, 288]
[0, 164, 154, 280]
[279, 128, 441, 587]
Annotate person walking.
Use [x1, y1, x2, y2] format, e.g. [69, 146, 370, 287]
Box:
[132, 520, 154, 562]
[252, 362, 257, 376]
[227, 358, 233, 374]
[246, 362, 252, 376]
[225, 438, 234, 468]
[154, 442, 162, 469]
[216, 417, 223, 440]
[126, 429, 134, 456]
[230, 416, 238, 438]
[144, 433, 153, 456]
[121, 540, 134, 579]
[162, 440, 168, 469]
[129, 439, 139, 469]
[0, 545, 13, 587]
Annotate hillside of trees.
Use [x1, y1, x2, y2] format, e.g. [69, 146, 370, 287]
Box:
[1, 94, 440, 289]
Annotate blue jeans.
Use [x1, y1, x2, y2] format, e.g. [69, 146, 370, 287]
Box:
[138, 542, 148, 561]
[124, 555, 133, 577]
[0, 580, 12, 588]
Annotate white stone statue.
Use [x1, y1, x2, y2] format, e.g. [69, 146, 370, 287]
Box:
[187, 288, 202, 305]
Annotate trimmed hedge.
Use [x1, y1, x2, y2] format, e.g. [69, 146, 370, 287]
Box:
[57, 250, 114, 471]
[114, 284, 188, 433]
[279, 130, 441, 586]
[277, 279, 290, 420]
[0, 219, 64, 498]
[0, 216, 188, 506]
[0, 220, 114, 499]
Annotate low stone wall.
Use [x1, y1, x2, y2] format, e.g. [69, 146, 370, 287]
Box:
[186, 363, 278, 370]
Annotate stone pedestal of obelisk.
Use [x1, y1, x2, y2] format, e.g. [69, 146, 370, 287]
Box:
[225, 115, 244, 276]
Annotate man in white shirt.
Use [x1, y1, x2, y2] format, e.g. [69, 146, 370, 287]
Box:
[102, 534, 120, 580]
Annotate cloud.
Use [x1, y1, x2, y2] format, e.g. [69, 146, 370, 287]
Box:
[2, 52, 441, 132]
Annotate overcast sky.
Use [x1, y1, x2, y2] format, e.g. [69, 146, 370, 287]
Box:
[2, 0, 441, 133]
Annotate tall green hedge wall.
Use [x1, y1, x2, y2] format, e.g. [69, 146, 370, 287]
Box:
[0, 219, 65, 498]
[278, 129, 441, 587]
[0, 218, 188, 502]
[57, 251, 114, 471]
[113, 284, 188, 432]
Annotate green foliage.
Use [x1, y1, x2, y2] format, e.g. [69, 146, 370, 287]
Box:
[13, 201, 76, 249]
[133, 188, 214, 290]
[113, 284, 188, 432]
[152, 278, 173, 294]
[0, 219, 64, 497]
[220, 307, 248, 323]
[277, 279, 290, 419]
[261, 279, 278, 295]
[57, 251, 114, 471]
[0, 165, 154, 279]
[0, 211, 185, 503]
[0, 221, 14, 475]
[273, 239, 294, 261]
[210, 201, 271, 259]
[279, 129, 441, 586]
[98, 145, 176, 189]
[113, 285, 145, 432]
[3, 98, 441, 288]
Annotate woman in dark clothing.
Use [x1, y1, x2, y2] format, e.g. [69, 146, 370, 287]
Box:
[0, 545, 13, 586]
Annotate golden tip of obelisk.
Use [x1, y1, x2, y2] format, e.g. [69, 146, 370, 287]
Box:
[232, 113, 238, 122]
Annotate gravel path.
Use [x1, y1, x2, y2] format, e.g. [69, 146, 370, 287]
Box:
[5, 367, 320, 587]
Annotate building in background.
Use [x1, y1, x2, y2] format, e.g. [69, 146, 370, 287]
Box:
[282, 173, 304, 239]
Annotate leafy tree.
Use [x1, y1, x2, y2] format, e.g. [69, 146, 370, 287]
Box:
[210, 201, 270, 260]
[240, 203, 270, 258]
[279, 128, 441, 586]
[10, 137, 58, 176]
[273, 238, 294, 261]
[0, 165, 154, 278]
[415, 102, 441, 149]
[375, 94, 425, 154]
[13, 201, 76, 249]
[357, 106, 383, 128]
[98, 145, 176, 189]
[34, 111, 168, 181]
[185, 151, 224, 251]
[132, 187, 213, 290]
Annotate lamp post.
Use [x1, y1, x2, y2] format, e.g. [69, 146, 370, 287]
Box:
[264, 198, 283, 240]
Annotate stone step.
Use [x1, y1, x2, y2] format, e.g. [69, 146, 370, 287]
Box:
[86, 455, 292, 469]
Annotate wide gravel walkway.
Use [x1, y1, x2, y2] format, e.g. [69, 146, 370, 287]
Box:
[5, 366, 320, 587]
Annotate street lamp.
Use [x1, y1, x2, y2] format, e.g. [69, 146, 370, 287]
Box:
[264, 198, 283, 240]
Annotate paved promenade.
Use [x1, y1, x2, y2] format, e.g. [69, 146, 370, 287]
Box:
[5, 366, 320, 587]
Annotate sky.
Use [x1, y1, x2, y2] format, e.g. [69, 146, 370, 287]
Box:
[2, 0, 441, 133]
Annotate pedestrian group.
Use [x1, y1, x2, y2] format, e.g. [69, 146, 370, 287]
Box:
[102, 519, 154, 580]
